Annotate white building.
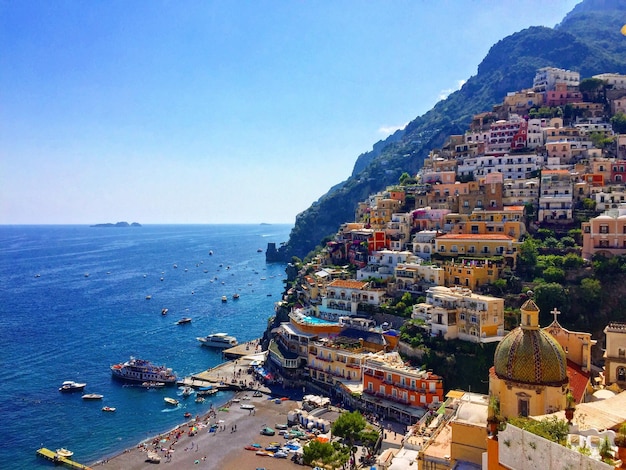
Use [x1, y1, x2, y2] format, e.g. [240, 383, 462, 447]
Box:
[533, 67, 580, 92]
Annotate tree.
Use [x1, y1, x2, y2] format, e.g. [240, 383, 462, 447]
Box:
[543, 266, 565, 283]
[534, 282, 569, 323]
[331, 410, 367, 463]
[611, 112, 626, 134]
[399, 172, 412, 185]
[302, 440, 349, 469]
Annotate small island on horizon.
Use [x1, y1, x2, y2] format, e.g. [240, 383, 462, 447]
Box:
[90, 222, 142, 228]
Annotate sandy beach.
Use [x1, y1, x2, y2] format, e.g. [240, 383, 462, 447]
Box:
[93, 392, 305, 470]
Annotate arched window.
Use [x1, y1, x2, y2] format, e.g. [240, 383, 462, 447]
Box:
[618, 366, 626, 382]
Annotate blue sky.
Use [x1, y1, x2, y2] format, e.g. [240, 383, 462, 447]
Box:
[1, 0, 580, 225]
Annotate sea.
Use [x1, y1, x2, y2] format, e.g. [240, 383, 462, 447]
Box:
[0, 224, 291, 469]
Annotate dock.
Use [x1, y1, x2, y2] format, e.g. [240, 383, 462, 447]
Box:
[222, 339, 263, 359]
[36, 448, 92, 469]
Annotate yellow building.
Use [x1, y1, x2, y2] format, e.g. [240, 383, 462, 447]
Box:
[442, 259, 500, 291]
[489, 299, 568, 419]
[434, 233, 518, 268]
[602, 322, 626, 388]
[413, 286, 505, 343]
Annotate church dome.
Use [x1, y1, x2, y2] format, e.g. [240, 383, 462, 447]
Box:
[493, 299, 568, 386]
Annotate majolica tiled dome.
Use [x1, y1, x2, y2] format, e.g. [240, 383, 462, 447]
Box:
[493, 299, 568, 386]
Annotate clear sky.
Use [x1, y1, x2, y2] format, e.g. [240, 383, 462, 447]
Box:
[0, 0, 580, 225]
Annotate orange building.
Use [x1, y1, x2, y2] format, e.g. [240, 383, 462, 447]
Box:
[362, 352, 444, 422]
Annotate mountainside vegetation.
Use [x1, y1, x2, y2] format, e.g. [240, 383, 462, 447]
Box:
[275, 0, 626, 262]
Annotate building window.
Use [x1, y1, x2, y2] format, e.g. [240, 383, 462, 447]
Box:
[600, 225, 609, 234]
[518, 398, 529, 417]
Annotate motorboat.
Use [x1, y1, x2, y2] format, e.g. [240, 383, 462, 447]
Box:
[82, 393, 103, 400]
[196, 332, 238, 349]
[232, 293, 240, 299]
[176, 317, 192, 325]
[161, 308, 168, 315]
[195, 396, 205, 403]
[111, 357, 177, 385]
[145, 295, 151, 300]
[221, 296, 227, 302]
[181, 386, 193, 397]
[59, 380, 87, 393]
[164, 397, 179, 406]
[102, 406, 116, 412]
[56, 448, 74, 458]
[141, 381, 166, 389]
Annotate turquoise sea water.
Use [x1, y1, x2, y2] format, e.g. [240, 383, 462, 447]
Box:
[0, 224, 290, 469]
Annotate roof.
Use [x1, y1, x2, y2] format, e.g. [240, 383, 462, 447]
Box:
[533, 391, 626, 431]
[493, 326, 568, 386]
[327, 279, 368, 289]
[566, 360, 591, 404]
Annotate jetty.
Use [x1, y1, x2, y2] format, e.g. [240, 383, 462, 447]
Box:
[36, 448, 92, 469]
[181, 341, 268, 392]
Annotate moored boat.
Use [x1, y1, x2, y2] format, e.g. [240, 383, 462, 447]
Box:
[82, 393, 103, 400]
[56, 448, 74, 458]
[59, 380, 87, 393]
[141, 381, 166, 389]
[111, 357, 177, 385]
[196, 332, 238, 349]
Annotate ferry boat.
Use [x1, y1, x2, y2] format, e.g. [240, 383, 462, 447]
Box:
[196, 332, 238, 349]
[110, 357, 177, 385]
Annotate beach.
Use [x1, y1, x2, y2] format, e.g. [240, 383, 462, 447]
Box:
[94, 391, 303, 469]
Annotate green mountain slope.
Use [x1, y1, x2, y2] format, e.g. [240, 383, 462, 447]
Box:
[274, 0, 626, 261]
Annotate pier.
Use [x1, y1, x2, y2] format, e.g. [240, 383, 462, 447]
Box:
[182, 341, 268, 392]
[36, 448, 92, 469]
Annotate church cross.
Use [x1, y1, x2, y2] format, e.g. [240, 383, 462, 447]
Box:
[551, 307, 561, 324]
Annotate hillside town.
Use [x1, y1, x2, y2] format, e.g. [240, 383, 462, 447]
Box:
[263, 67, 626, 469]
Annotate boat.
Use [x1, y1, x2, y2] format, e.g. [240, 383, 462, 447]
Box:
[184, 412, 192, 418]
[181, 386, 193, 397]
[161, 308, 168, 315]
[145, 451, 161, 463]
[141, 381, 166, 389]
[257, 248, 263, 252]
[196, 332, 238, 349]
[102, 406, 116, 412]
[58, 380, 86, 393]
[164, 397, 179, 406]
[232, 293, 240, 299]
[195, 396, 205, 403]
[176, 317, 192, 325]
[145, 295, 152, 300]
[221, 295, 227, 302]
[111, 357, 177, 385]
[56, 448, 74, 458]
[82, 393, 103, 400]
